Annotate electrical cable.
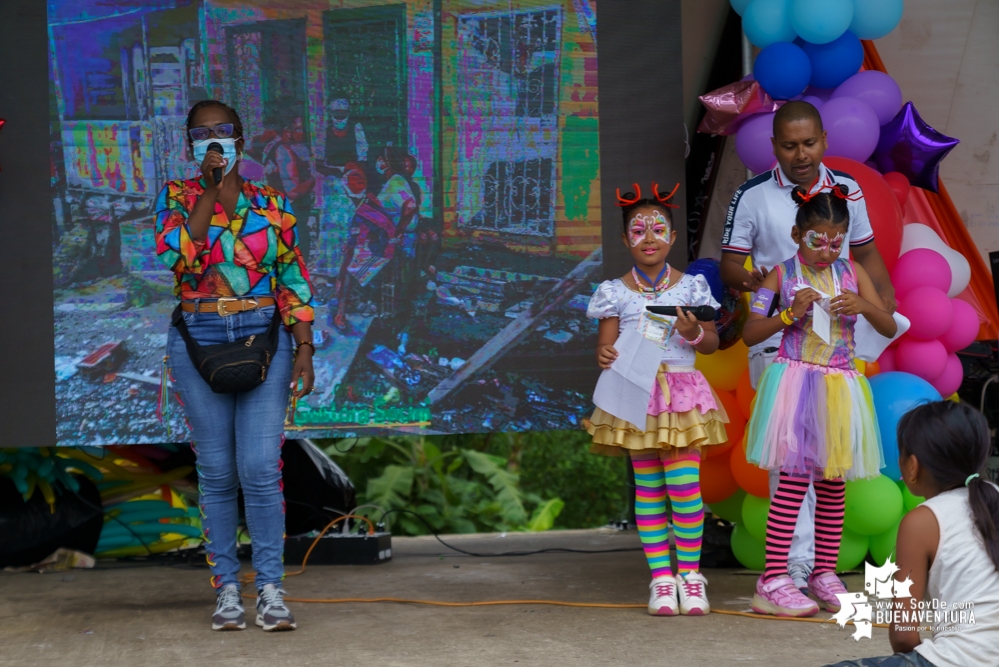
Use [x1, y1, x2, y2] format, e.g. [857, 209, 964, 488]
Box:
[379, 508, 644, 557]
[232, 511, 886, 630]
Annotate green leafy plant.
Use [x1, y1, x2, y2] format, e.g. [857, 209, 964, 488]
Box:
[325, 436, 565, 536]
[322, 430, 630, 535]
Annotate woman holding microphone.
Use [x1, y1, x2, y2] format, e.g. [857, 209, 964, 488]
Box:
[154, 100, 315, 632]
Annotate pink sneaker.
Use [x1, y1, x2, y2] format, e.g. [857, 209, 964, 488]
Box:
[751, 575, 819, 617]
[809, 571, 848, 612]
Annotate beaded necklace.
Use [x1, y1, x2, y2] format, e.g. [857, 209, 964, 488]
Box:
[631, 264, 671, 300]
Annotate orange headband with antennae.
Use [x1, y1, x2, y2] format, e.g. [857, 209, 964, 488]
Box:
[616, 183, 641, 207]
[652, 182, 680, 209]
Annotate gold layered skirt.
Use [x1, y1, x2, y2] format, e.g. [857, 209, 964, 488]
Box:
[585, 364, 729, 457]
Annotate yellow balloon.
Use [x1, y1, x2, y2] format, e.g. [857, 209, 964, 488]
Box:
[856, 359, 867, 375]
[946, 393, 960, 403]
[696, 339, 749, 393]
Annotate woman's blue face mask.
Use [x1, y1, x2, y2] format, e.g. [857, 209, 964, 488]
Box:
[192, 138, 239, 176]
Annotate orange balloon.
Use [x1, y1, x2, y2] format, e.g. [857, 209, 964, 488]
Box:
[864, 361, 881, 378]
[735, 369, 756, 420]
[704, 438, 735, 459]
[700, 448, 740, 503]
[730, 435, 771, 499]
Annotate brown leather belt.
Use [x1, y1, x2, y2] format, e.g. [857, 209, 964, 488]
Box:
[180, 297, 276, 316]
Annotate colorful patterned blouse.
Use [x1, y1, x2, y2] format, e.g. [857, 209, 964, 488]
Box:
[154, 178, 314, 326]
[776, 256, 858, 370]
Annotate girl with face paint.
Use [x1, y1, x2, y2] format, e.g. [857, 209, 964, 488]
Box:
[741, 185, 897, 619]
[584, 183, 729, 617]
[153, 100, 317, 632]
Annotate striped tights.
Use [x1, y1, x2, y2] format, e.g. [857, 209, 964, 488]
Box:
[764, 473, 845, 581]
[631, 450, 703, 578]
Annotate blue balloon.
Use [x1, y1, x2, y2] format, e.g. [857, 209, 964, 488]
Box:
[799, 31, 863, 89]
[868, 372, 943, 481]
[754, 42, 812, 101]
[790, 0, 853, 45]
[850, 0, 904, 40]
[744, 0, 796, 49]
[730, 0, 753, 16]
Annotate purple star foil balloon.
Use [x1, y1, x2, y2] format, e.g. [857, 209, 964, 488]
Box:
[871, 102, 959, 193]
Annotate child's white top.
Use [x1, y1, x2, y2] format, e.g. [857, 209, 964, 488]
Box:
[586, 274, 720, 366]
[915, 484, 999, 667]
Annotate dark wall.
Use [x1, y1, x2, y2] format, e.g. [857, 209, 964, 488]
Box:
[597, 0, 686, 279]
[0, 1, 56, 445]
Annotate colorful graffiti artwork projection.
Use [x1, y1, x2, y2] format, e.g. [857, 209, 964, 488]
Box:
[49, 0, 601, 445]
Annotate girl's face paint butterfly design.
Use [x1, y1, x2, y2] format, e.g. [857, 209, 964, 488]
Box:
[628, 211, 671, 247]
[802, 230, 845, 253]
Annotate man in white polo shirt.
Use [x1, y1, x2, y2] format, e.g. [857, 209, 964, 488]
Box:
[720, 101, 896, 592]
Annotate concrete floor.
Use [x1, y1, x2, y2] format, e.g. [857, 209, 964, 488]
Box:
[1, 529, 894, 667]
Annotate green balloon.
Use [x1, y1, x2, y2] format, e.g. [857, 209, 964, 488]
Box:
[731, 523, 766, 571]
[707, 488, 747, 523]
[845, 475, 904, 536]
[837, 528, 870, 572]
[870, 522, 900, 567]
[897, 481, 925, 513]
[741, 493, 771, 543]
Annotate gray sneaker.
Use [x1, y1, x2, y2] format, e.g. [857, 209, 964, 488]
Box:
[212, 585, 246, 631]
[255, 584, 296, 631]
[788, 562, 813, 596]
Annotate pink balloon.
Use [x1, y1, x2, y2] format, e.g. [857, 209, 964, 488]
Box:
[878, 346, 897, 372]
[736, 112, 777, 173]
[899, 286, 954, 341]
[890, 249, 952, 298]
[896, 337, 948, 382]
[939, 299, 980, 353]
[929, 354, 964, 398]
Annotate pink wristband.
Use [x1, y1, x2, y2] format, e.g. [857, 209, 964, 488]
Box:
[687, 325, 705, 346]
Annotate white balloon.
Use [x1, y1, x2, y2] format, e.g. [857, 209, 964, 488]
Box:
[899, 224, 972, 298]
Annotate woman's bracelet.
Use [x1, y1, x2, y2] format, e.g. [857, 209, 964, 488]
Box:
[686, 325, 705, 346]
[779, 307, 797, 327]
[295, 340, 315, 357]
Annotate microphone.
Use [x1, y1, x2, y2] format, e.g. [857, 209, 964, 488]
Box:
[207, 142, 224, 185]
[645, 305, 717, 321]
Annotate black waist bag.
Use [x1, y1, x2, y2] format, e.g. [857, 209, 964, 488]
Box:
[171, 305, 281, 394]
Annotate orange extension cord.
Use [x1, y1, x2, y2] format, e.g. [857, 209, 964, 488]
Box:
[238, 517, 888, 630]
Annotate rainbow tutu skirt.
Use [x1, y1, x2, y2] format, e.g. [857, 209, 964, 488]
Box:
[745, 358, 884, 480]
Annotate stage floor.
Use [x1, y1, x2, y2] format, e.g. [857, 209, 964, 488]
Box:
[1, 529, 893, 667]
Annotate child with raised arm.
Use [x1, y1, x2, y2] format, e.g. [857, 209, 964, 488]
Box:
[585, 182, 729, 616]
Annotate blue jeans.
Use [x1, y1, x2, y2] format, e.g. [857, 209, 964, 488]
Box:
[167, 304, 293, 591]
[823, 652, 937, 667]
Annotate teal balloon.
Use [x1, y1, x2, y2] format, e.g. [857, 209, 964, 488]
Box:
[837, 528, 870, 572]
[708, 488, 747, 523]
[731, 523, 767, 571]
[869, 372, 942, 480]
[730, 0, 753, 16]
[743, 0, 796, 48]
[845, 475, 904, 536]
[850, 0, 904, 40]
[790, 0, 853, 45]
[741, 493, 771, 542]
[870, 522, 900, 567]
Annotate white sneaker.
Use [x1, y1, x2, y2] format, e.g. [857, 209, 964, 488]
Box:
[678, 571, 711, 615]
[648, 575, 679, 616]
